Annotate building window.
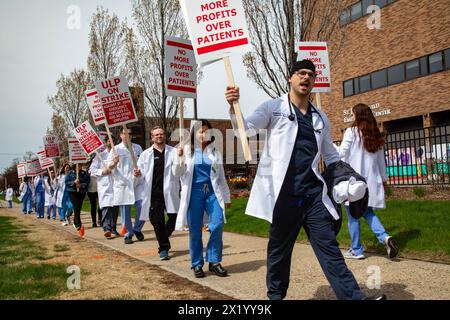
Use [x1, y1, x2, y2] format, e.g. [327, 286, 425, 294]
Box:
[405, 60, 420, 80]
[388, 64, 405, 85]
[445, 49, 450, 70]
[374, 0, 387, 8]
[351, 2, 363, 21]
[342, 47, 447, 99]
[429, 52, 443, 74]
[340, 9, 350, 26]
[360, 75, 371, 92]
[354, 77, 360, 94]
[362, 0, 374, 15]
[344, 80, 354, 97]
[371, 69, 387, 89]
[420, 56, 428, 76]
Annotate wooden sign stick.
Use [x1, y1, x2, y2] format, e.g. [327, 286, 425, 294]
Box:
[223, 56, 252, 162]
[122, 124, 138, 170]
[104, 124, 117, 157]
[76, 164, 80, 192]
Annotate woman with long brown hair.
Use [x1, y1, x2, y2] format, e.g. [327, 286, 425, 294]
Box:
[336, 103, 398, 260]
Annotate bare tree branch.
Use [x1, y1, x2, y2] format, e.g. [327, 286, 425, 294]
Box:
[242, 0, 347, 98]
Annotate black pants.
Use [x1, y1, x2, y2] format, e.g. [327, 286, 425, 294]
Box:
[87, 192, 101, 224]
[68, 192, 86, 230]
[112, 206, 119, 231]
[267, 191, 366, 300]
[166, 214, 177, 238]
[150, 201, 177, 253]
[102, 206, 119, 232]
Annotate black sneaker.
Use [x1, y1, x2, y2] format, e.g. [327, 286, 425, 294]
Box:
[209, 263, 228, 277]
[124, 237, 134, 244]
[384, 236, 399, 259]
[134, 231, 144, 241]
[92, 223, 98, 228]
[193, 266, 205, 278]
[364, 294, 387, 300]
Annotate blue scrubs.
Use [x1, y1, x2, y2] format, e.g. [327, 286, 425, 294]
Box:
[187, 147, 224, 269]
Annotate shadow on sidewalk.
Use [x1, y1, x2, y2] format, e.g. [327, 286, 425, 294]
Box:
[311, 283, 415, 300]
[226, 259, 266, 274]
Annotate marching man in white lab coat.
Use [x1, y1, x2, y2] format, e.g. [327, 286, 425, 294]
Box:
[5, 185, 13, 208]
[44, 173, 57, 219]
[106, 127, 143, 244]
[225, 60, 386, 300]
[90, 137, 120, 238]
[133, 126, 183, 260]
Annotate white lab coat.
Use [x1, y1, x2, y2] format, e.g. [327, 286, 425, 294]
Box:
[44, 177, 54, 206]
[335, 127, 387, 209]
[230, 93, 340, 223]
[5, 188, 13, 201]
[108, 142, 143, 206]
[175, 144, 231, 231]
[56, 174, 66, 208]
[19, 182, 28, 200]
[89, 150, 114, 209]
[137, 145, 183, 221]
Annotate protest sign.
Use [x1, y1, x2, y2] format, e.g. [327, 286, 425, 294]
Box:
[94, 76, 138, 128]
[68, 138, 88, 164]
[43, 134, 60, 158]
[297, 42, 331, 93]
[73, 121, 104, 156]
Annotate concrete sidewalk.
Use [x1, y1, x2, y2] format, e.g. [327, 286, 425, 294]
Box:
[6, 205, 450, 300]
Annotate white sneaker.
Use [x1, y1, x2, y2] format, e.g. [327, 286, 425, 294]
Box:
[62, 222, 68, 226]
[343, 249, 365, 260]
[384, 236, 399, 259]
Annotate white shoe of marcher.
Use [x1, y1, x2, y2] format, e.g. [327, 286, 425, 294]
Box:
[343, 249, 365, 260]
[384, 236, 399, 259]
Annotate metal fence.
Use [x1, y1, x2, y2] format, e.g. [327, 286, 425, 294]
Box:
[384, 125, 450, 186]
[225, 125, 450, 187]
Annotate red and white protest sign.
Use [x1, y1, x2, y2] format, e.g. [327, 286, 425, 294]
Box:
[94, 76, 137, 128]
[26, 159, 44, 177]
[68, 138, 88, 164]
[85, 89, 106, 126]
[43, 134, 60, 158]
[179, 0, 251, 65]
[36, 150, 54, 170]
[297, 42, 331, 93]
[165, 37, 197, 99]
[17, 162, 26, 178]
[73, 121, 104, 156]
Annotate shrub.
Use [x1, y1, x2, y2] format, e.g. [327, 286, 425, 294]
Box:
[413, 187, 426, 198]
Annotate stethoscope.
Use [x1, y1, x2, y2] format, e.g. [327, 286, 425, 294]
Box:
[288, 99, 324, 134]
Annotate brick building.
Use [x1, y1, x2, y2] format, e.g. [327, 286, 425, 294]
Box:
[322, 0, 450, 139]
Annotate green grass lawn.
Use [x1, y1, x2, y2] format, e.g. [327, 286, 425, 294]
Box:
[224, 198, 450, 262]
[0, 216, 68, 299]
